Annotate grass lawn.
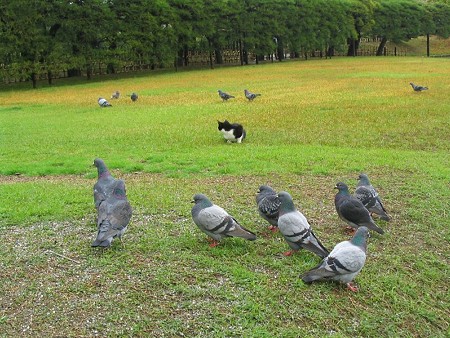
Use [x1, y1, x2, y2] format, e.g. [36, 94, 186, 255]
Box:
[0, 57, 449, 337]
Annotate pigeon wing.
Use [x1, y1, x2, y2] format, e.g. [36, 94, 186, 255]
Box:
[258, 194, 281, 224]
[354, 186, 377, 209]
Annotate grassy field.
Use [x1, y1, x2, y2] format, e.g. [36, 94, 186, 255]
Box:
[0, 57, 449, 337]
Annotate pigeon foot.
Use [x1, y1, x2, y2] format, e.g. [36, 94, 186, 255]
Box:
[346, 282, 359, 292]
[209, 240, 220, 248]
[344, 226, 356, 235]
[268, 225, 278, 233]
[283, 250, 295, 256]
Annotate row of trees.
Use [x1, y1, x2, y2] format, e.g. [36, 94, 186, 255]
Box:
[1, 0, 449, 88]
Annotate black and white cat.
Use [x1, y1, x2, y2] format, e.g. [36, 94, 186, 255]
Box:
[217, 120, 246, 143]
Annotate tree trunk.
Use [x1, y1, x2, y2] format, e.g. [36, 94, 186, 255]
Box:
[276, 37, 284, 61]
[426, 33, 430, 57]
[376, 37, 387, 56]
[347, 37, 360, 56]
[47, 71, 53, 85]
[215, 49, 223, 64]
[86, 65, 92, 80]
[31, 72, 37, 89]
[327, 46, 334, 59]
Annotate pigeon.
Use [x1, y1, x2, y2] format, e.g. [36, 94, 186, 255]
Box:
[130, 92, 138, 102]
[300, 226, 370, 292]
[244, 89, 261, 101]
[277, 191, 329, 258]
[191, 193, 257, 247]
[98, 97, 112, 107]
[111, 91, 120, 99]
[92, 179, 132, 247]
[334, 182, 384, 234]
[218, 90, 235, 101]
[410, 82, 428, 91]
[354, 173, 390, 221]
[256, 185, 281, 232]
[93, 158, 116, 210]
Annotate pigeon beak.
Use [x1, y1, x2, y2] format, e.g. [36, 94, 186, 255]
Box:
[334, 185, 339, 189]
[191, 199, 195, 203]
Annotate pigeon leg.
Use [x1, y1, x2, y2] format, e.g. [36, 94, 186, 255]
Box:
[344, 226, 356, 235]
[268, 225, 279, 233]
[346, 282, 359, 292]
[209, 240, 220, 248]
[283, 250, 295, 256]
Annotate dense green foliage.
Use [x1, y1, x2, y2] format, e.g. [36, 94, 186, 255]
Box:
[1, 0, 449, 87]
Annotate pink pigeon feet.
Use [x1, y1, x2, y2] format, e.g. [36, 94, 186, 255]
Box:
[283, 250, 295, 256]
[346, 282, 359, 292]
[344, 226, 356, 236]
[208, 239, 220, 248]
[268, 225, 278, 233]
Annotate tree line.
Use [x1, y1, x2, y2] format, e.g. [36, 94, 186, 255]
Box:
[1, 0, 449, 88]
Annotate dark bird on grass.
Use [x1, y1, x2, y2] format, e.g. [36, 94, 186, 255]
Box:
[410, 82, 428, 92]
[354, 173, 390, 221]
[256, 185, 281, 232]
[300, 226, 369, 292]
[98, 97, 112, 107]
[277, 191, 329, 258]
[111, 91, 120, 99]
[191, 194, 257, 247]
[130, 92, 138, 102]
[218, 90, 235, 101]
[244, 89, 261, 101]
[93, 158, 116, 210]
[334, 182, 384, 235]
[92, 180, 132, 248]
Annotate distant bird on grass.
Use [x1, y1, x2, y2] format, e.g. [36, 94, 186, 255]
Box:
[244, 89, 261, 101]
[130, 92, 138, 102]
[191, 194, 257, 247]
[98, 97, 112, 107]
[218, 90, 235, 102]
[111, 91, 120, 99]
[277, 191, 329, 258]
[334, 182, 384, 235]
[93, 158, 116, 210]
[92, 179, 132, 248]
[300, 226, 370, 292]
[410, 82, 428, 92]
[354, 174, 390, 221]
[256, 185, 281, 232]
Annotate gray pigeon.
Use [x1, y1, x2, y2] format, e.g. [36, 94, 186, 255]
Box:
[111, 91, 120, 99]
[130, 92, 138, 102]
[244, 89, 261, 101]
[191, 194, 257, 247]
[256, 185, 281, 231]
[300, 226, 369, 292]
[277, 191, 329, 258]
[98, 97, 112, 107]
[93, 158, 116, 210]
[354, 174, 390, 221]
[92, 179, 132, 247]
[218, 90, 235, 101]
[334, 182, 384, 234]
[410, 82, 428, 91]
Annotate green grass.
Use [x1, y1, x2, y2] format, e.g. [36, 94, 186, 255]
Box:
[0, 57, 449, 337]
